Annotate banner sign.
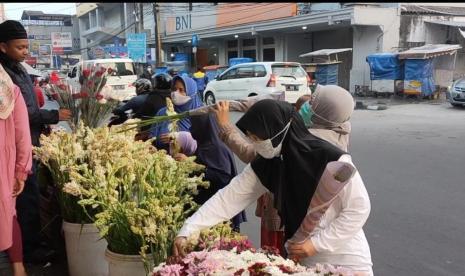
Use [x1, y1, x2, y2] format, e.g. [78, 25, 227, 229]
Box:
[51, 32, 73, 54]
[127, 33, 147, 63]
[37, 45, 51, 64]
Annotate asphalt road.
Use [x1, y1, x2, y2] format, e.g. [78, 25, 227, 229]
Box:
[237, 101, 465, 275]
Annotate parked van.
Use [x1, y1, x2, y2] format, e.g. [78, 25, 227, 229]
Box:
[67, 58, 137, 101]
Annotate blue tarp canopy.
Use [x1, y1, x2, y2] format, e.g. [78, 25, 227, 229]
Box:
[404, 59, 435, 96]
[229, 58, 254, 67]
[315, 64, 338, 85]
[366, 53, 404, 80]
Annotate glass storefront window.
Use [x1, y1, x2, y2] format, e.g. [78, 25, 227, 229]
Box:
[227, 40, 238, 48]
[263, 37, 275, 45]
[242, 49, 256, 60]
[228, 50, 238, 60]
[263, 48, 275, 61]
[242, 38, 256, 47]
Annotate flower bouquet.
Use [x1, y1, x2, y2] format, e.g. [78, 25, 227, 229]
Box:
[154, 249, 354, 276]
[78, 65, 119, 128]
[154, 223, 354, 276]
[45, 81, 80, 130]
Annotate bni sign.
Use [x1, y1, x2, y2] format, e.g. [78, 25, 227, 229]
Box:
[127, 33, 147, 63]
[51, 32, 73, 55]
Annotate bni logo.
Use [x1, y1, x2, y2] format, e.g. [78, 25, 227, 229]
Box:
[175, 14, 192, 31]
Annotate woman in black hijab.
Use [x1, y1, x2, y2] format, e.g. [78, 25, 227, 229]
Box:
[181, 113, 247, 231]
[174, 99, 372, 274]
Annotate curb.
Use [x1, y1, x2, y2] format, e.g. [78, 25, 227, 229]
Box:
[355, 101, 388, 111]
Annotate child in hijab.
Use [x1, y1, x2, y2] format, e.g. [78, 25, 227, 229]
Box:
[174, 114, 247, 231]
[148, 75, 203, 152]
[174, 99, 372, 275]
[0, 63, 32, 276]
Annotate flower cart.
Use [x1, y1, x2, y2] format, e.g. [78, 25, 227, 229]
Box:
[398, 44, 462, 99]
[299, 48, 352, 92]
[366, 53, 404, 98]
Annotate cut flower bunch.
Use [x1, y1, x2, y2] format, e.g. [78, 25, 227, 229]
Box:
[35, 122, 210, 272]
[42, 64, 119, 130]
[154, 224, 354, 275]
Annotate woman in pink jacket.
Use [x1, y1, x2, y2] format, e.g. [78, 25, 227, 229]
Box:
[0, 63, 32, 276]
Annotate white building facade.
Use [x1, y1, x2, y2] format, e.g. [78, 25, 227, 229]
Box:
[158, 3, 401, 91]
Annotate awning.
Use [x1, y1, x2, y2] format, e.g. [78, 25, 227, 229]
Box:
[425, 20, 465, 28]
[425, 20, 465, 39]
[299, 48, 352, 58]
[398, 44, 462, 59]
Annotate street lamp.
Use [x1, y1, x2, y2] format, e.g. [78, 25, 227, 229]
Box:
[234, 34, 239, 39]
[302, 26, 307, 30]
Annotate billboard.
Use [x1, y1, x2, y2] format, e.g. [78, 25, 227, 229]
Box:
[51, 32, 73, 54]
[30, 41, 40, 57]
[37, 45, 51, 64]
[127, 33, 147, 63]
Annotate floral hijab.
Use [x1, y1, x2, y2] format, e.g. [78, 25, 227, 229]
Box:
[0, 63, 15, 119]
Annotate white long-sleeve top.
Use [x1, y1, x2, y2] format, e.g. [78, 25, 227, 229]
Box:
[178, 154, 372, 273]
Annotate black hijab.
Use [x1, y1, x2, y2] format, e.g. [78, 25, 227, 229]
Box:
[190, 113, 237, 177]
[236, 99, 345, 240]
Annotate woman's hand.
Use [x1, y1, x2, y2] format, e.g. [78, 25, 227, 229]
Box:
[172, 236, 187, 257]
[173, 153, 188, 162]
[159, 133, 174, 144]
[286, 239, 317, 261]
[12, 179, 25, 197]
[213, 101, 230, 128]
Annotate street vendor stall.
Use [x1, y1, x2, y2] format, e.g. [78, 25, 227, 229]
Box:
[299, 48, 352, 91]
[398, 44, 461, 99]
[366, 53, 404, 98]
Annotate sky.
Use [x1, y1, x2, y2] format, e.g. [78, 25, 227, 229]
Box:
[4, 3, 76, 20]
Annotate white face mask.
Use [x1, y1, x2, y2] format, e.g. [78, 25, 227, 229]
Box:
[252, 120, 292, 159]
[171, 90, 191, 105]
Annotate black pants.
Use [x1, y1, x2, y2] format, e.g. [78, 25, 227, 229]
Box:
[16, 160, 41, 256]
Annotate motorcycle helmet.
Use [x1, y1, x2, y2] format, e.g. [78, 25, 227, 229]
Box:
[152, 73, 173, 90]
[133, 78, 152, 95]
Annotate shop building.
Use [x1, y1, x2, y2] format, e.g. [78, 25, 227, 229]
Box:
[159, 3, 400, 91]
[20, 11, 80, 69]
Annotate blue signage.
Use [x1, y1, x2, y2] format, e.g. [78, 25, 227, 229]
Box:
[192, 34, 199, 47]
[127, 33, 147, 63]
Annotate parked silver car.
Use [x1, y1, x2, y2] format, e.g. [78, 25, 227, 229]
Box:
[447, 78, 465, 107]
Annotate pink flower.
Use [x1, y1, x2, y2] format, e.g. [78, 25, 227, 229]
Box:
[95, 93, 104, 101]
[155, 264, 184, 276]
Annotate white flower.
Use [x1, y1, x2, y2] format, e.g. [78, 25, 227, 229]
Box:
[63, 181, 81, 196]
[98, 98, 108, 104]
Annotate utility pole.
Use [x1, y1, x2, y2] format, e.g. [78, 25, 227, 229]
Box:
[153, 3, 162, 67]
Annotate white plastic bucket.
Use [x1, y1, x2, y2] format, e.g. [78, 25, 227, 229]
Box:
[62, 221, 108, 276]
[105, 249, 153, 276]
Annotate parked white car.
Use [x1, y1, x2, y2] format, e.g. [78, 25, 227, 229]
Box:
[67, 58, 137, 101]
[203, 62, 311, 104]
